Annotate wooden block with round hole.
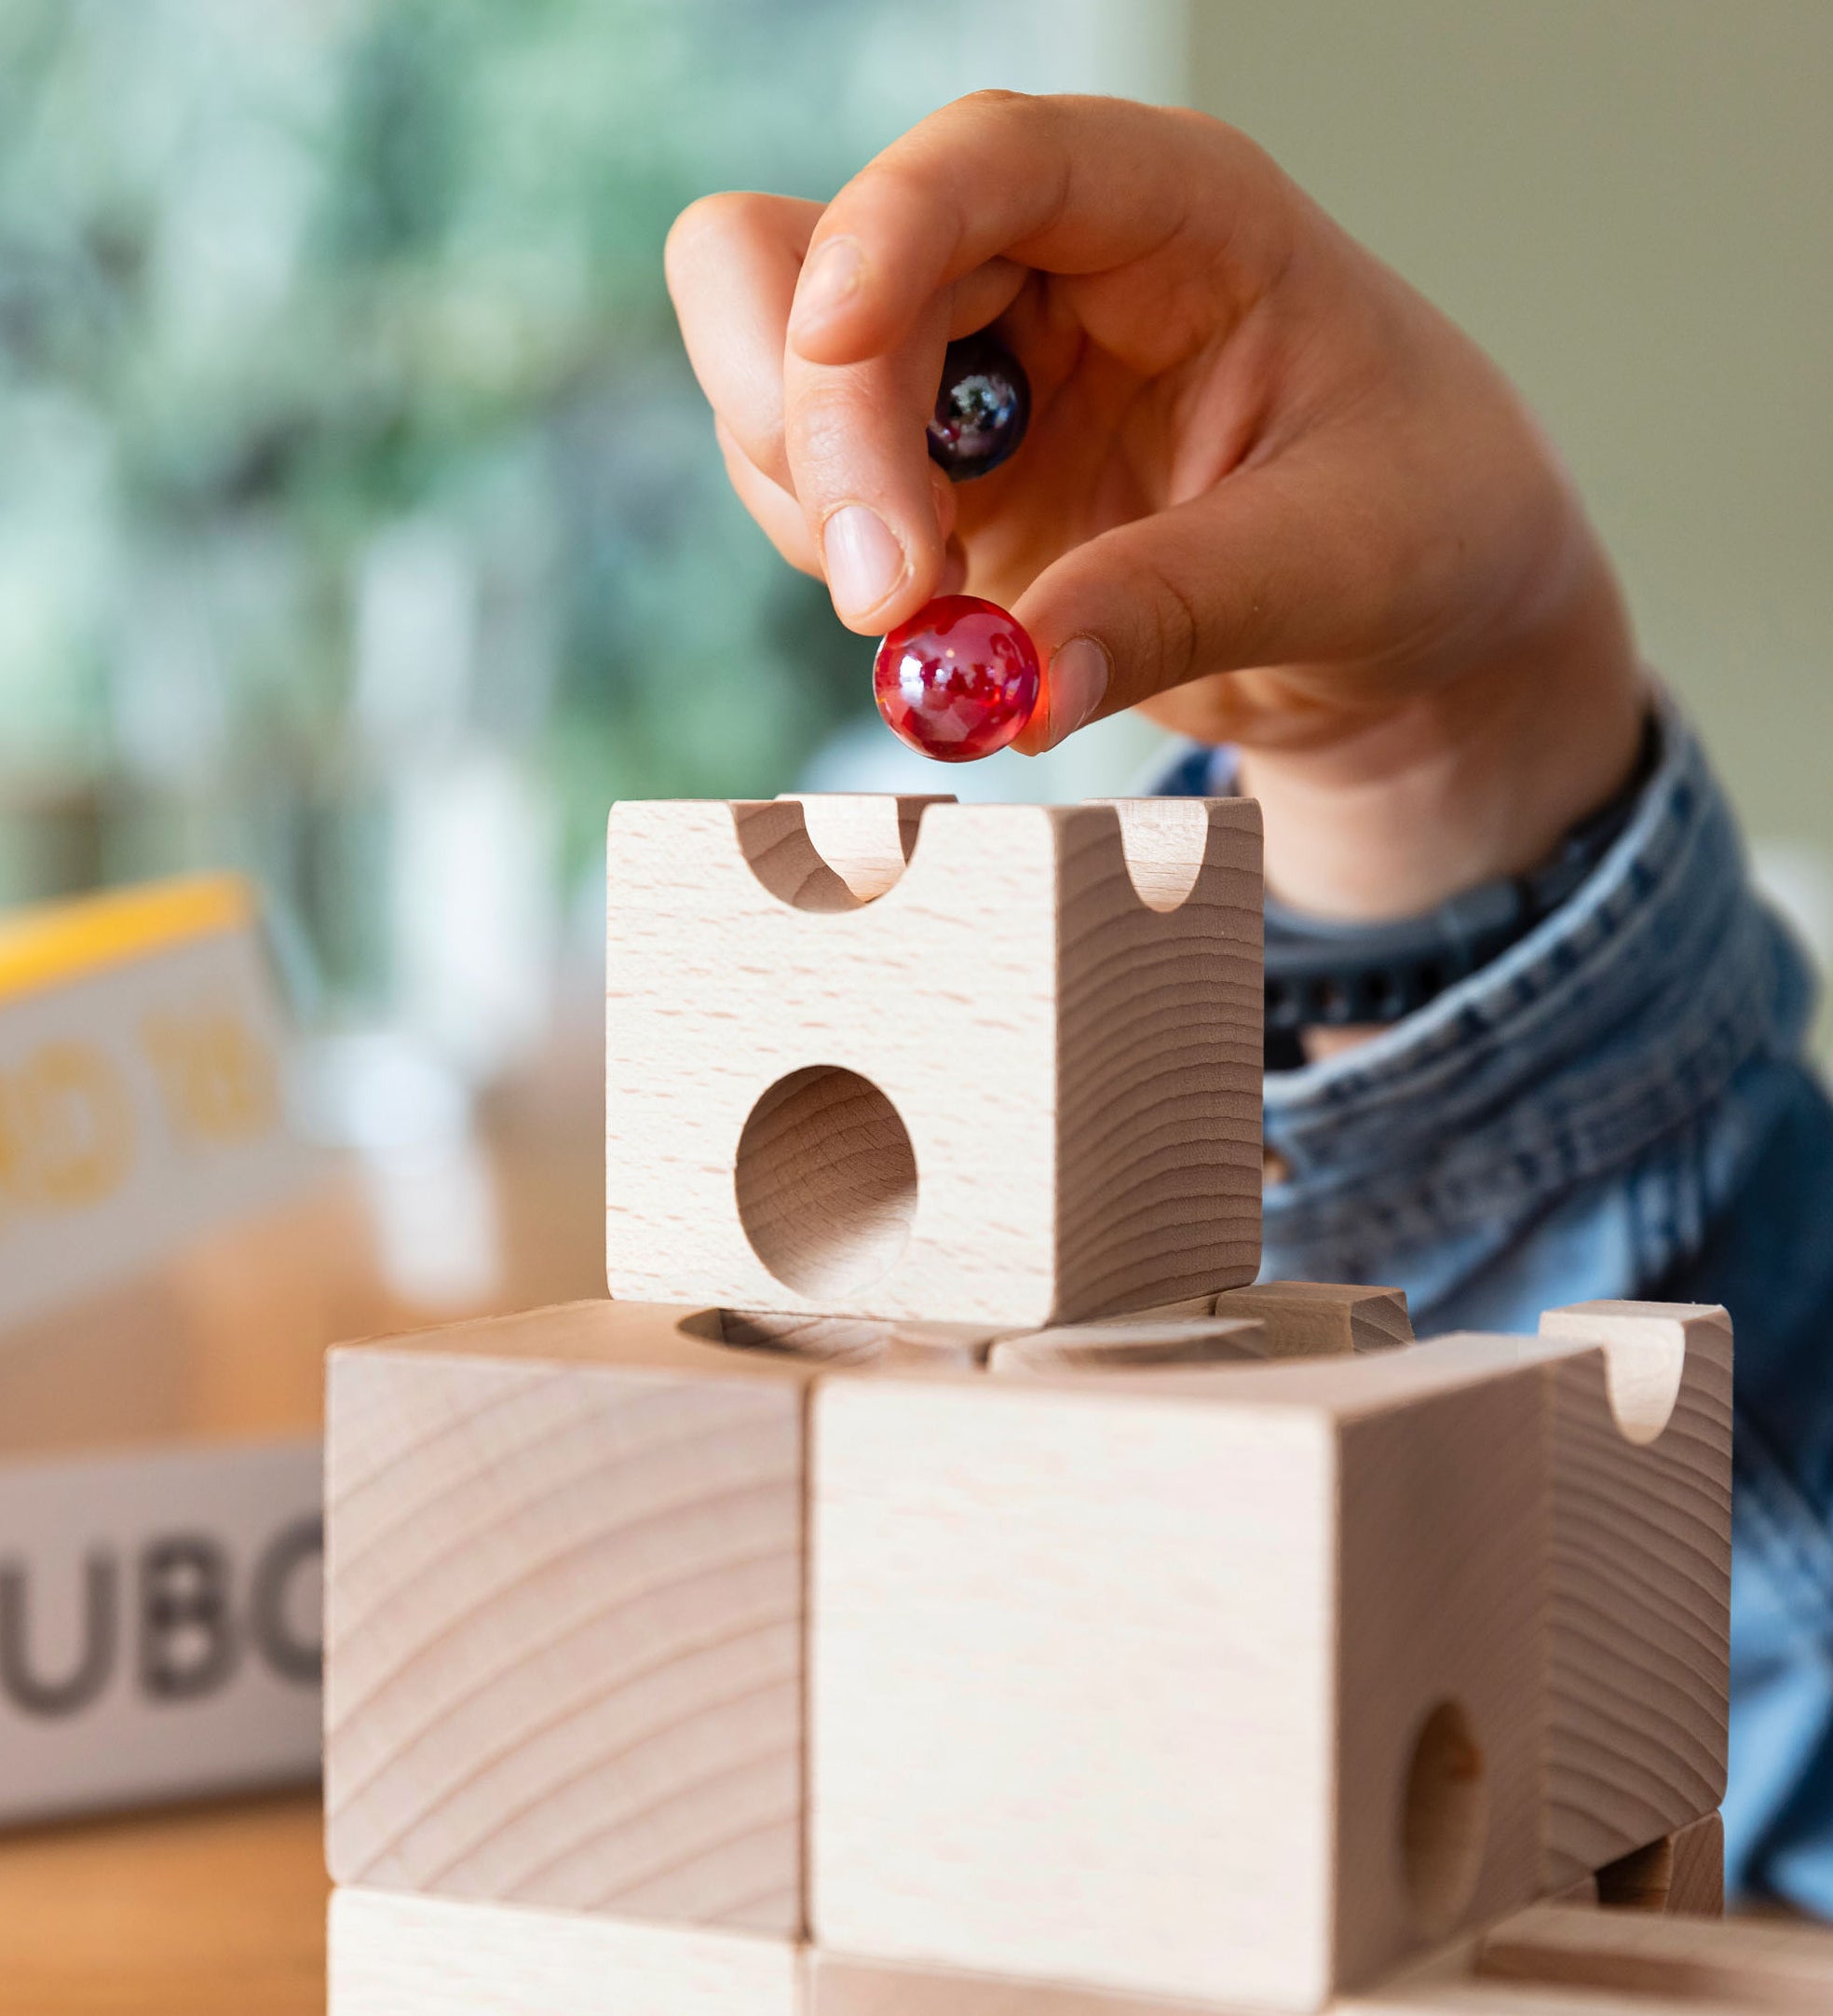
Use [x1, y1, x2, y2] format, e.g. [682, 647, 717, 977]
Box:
[605, 794, 1262, 1327]
[809, 1337, 1559, 2012]
[1536, 1302, 1733, 1888]
[324, 1299, 823, 1935]
[330, 1884, 797, 2016]
[1214, 1282, 1412, 1355]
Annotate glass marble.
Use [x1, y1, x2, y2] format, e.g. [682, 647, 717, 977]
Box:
[874, 594, 1041, 762]
[927, 332, 1030, 481]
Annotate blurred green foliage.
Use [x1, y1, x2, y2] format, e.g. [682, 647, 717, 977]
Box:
[0, 0, 916, 1005]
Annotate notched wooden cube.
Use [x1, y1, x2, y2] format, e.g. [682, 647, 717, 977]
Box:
[324, 1300, 815, 1936]
[604, 793, 1263, 1328]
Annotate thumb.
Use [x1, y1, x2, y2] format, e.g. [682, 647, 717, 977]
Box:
[1010, 460, 1372, 753]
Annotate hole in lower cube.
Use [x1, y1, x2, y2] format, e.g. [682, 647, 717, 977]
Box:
[679, 1306, 893, 1363]
[1401, 1697, 1488, 1936]
[734, 1067, 917, 1299]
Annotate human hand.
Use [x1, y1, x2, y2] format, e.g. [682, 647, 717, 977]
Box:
[667, 93, 1643, 914]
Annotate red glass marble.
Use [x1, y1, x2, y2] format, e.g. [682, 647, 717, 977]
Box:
[873, 594, 1041, 762]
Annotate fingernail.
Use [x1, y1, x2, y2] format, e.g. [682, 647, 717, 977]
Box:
[822, 505, 905, 619]
[1042, 637, 1111, 747]
[793, 237, 862, 334]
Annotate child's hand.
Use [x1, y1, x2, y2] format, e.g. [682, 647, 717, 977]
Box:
[667, 94, 1642, 914]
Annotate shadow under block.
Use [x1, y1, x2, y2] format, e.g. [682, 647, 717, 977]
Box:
[330, 1886, 797, 2016]
[604, 795, 1263, 1327]
[323, 1301, 810, 1935]
[985, 1314, 1269, 1374]
[809, 1339, 1560, 2013]
[1536, 1302, 1733, 1887]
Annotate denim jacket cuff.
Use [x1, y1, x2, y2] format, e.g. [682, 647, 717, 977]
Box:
[1156, 691, 1815, 1312]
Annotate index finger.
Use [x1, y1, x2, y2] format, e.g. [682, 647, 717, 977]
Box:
[787, 93, 1295, 366]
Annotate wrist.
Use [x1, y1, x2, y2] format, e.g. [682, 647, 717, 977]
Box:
[1236, 572, 1646, 919]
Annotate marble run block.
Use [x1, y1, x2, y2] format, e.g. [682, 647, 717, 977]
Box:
[322, 1295, 1734, 2013]
[808, 1339, 1557, 2011]
[323, 1301, 818, 1936]
[322, 1297, 1044, 1937]
[1537, 1301, 1733, 1887]
[604, 794, 1262, 1327]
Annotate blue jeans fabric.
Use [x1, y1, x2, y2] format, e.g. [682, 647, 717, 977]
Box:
[1156, 700, 1833, 1908]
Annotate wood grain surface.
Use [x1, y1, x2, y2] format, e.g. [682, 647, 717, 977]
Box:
[808, 1951, 1235, 2014]
[1214, 1281, 1413, 1355]
[1536, 1304, 1733, 1887]
[325, 1301, 811, 1935]
[808, 1338, 1556, 2012]
[1477, 1900, 1833, 2009]
[1597, 1813, 1725, 1916]
[604, 794, 1262, 1327]
[331, 1883, 797, 2016]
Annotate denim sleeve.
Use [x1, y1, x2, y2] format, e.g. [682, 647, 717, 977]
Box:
[1157, 696, 1833, 1910]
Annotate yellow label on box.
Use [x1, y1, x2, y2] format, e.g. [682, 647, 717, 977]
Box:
[0, 877, 314, 1334]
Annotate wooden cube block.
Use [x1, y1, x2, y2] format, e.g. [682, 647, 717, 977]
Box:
[808, 1339, 1557, 2011]
[324, 1301, 814, 1935]
[605, 795, 1262, 1327]
[1536, 1301, 1733, 1887]
[1213, 1282, 1412, 1355]
[329, 1886, 797, 2016]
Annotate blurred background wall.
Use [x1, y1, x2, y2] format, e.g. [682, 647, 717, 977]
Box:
[1188, 0, 1833, 1013]
[0, 0, 1826, 1114]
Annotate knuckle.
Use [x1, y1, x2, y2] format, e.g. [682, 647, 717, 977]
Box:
[783, 380, 866, 479]
[956, 86, 1031, 118]
[664, 190, 764, 277]
[1147, 561, 1204, 688]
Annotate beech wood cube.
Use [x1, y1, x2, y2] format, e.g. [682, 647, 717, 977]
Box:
[604, 794, 1262, 1328]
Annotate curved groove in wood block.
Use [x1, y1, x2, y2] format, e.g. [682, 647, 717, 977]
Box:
[730, 801, 863, 913]
[1107, 797, 1212, 912]
[781, 795, 955, 902]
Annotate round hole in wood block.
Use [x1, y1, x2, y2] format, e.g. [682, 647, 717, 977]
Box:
[1401, 1698, 1488, 1936]
[735, 1067, 917, 1298]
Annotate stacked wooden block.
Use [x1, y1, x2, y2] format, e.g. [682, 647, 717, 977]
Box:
[322, 794, 1745, 2014]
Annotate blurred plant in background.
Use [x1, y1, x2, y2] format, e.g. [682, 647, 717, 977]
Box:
[0, 0, 1184, 1112]
[0, 0, 924, 1035]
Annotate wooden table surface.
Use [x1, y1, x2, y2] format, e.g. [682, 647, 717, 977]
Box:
[0, 1792, 327, 2014]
